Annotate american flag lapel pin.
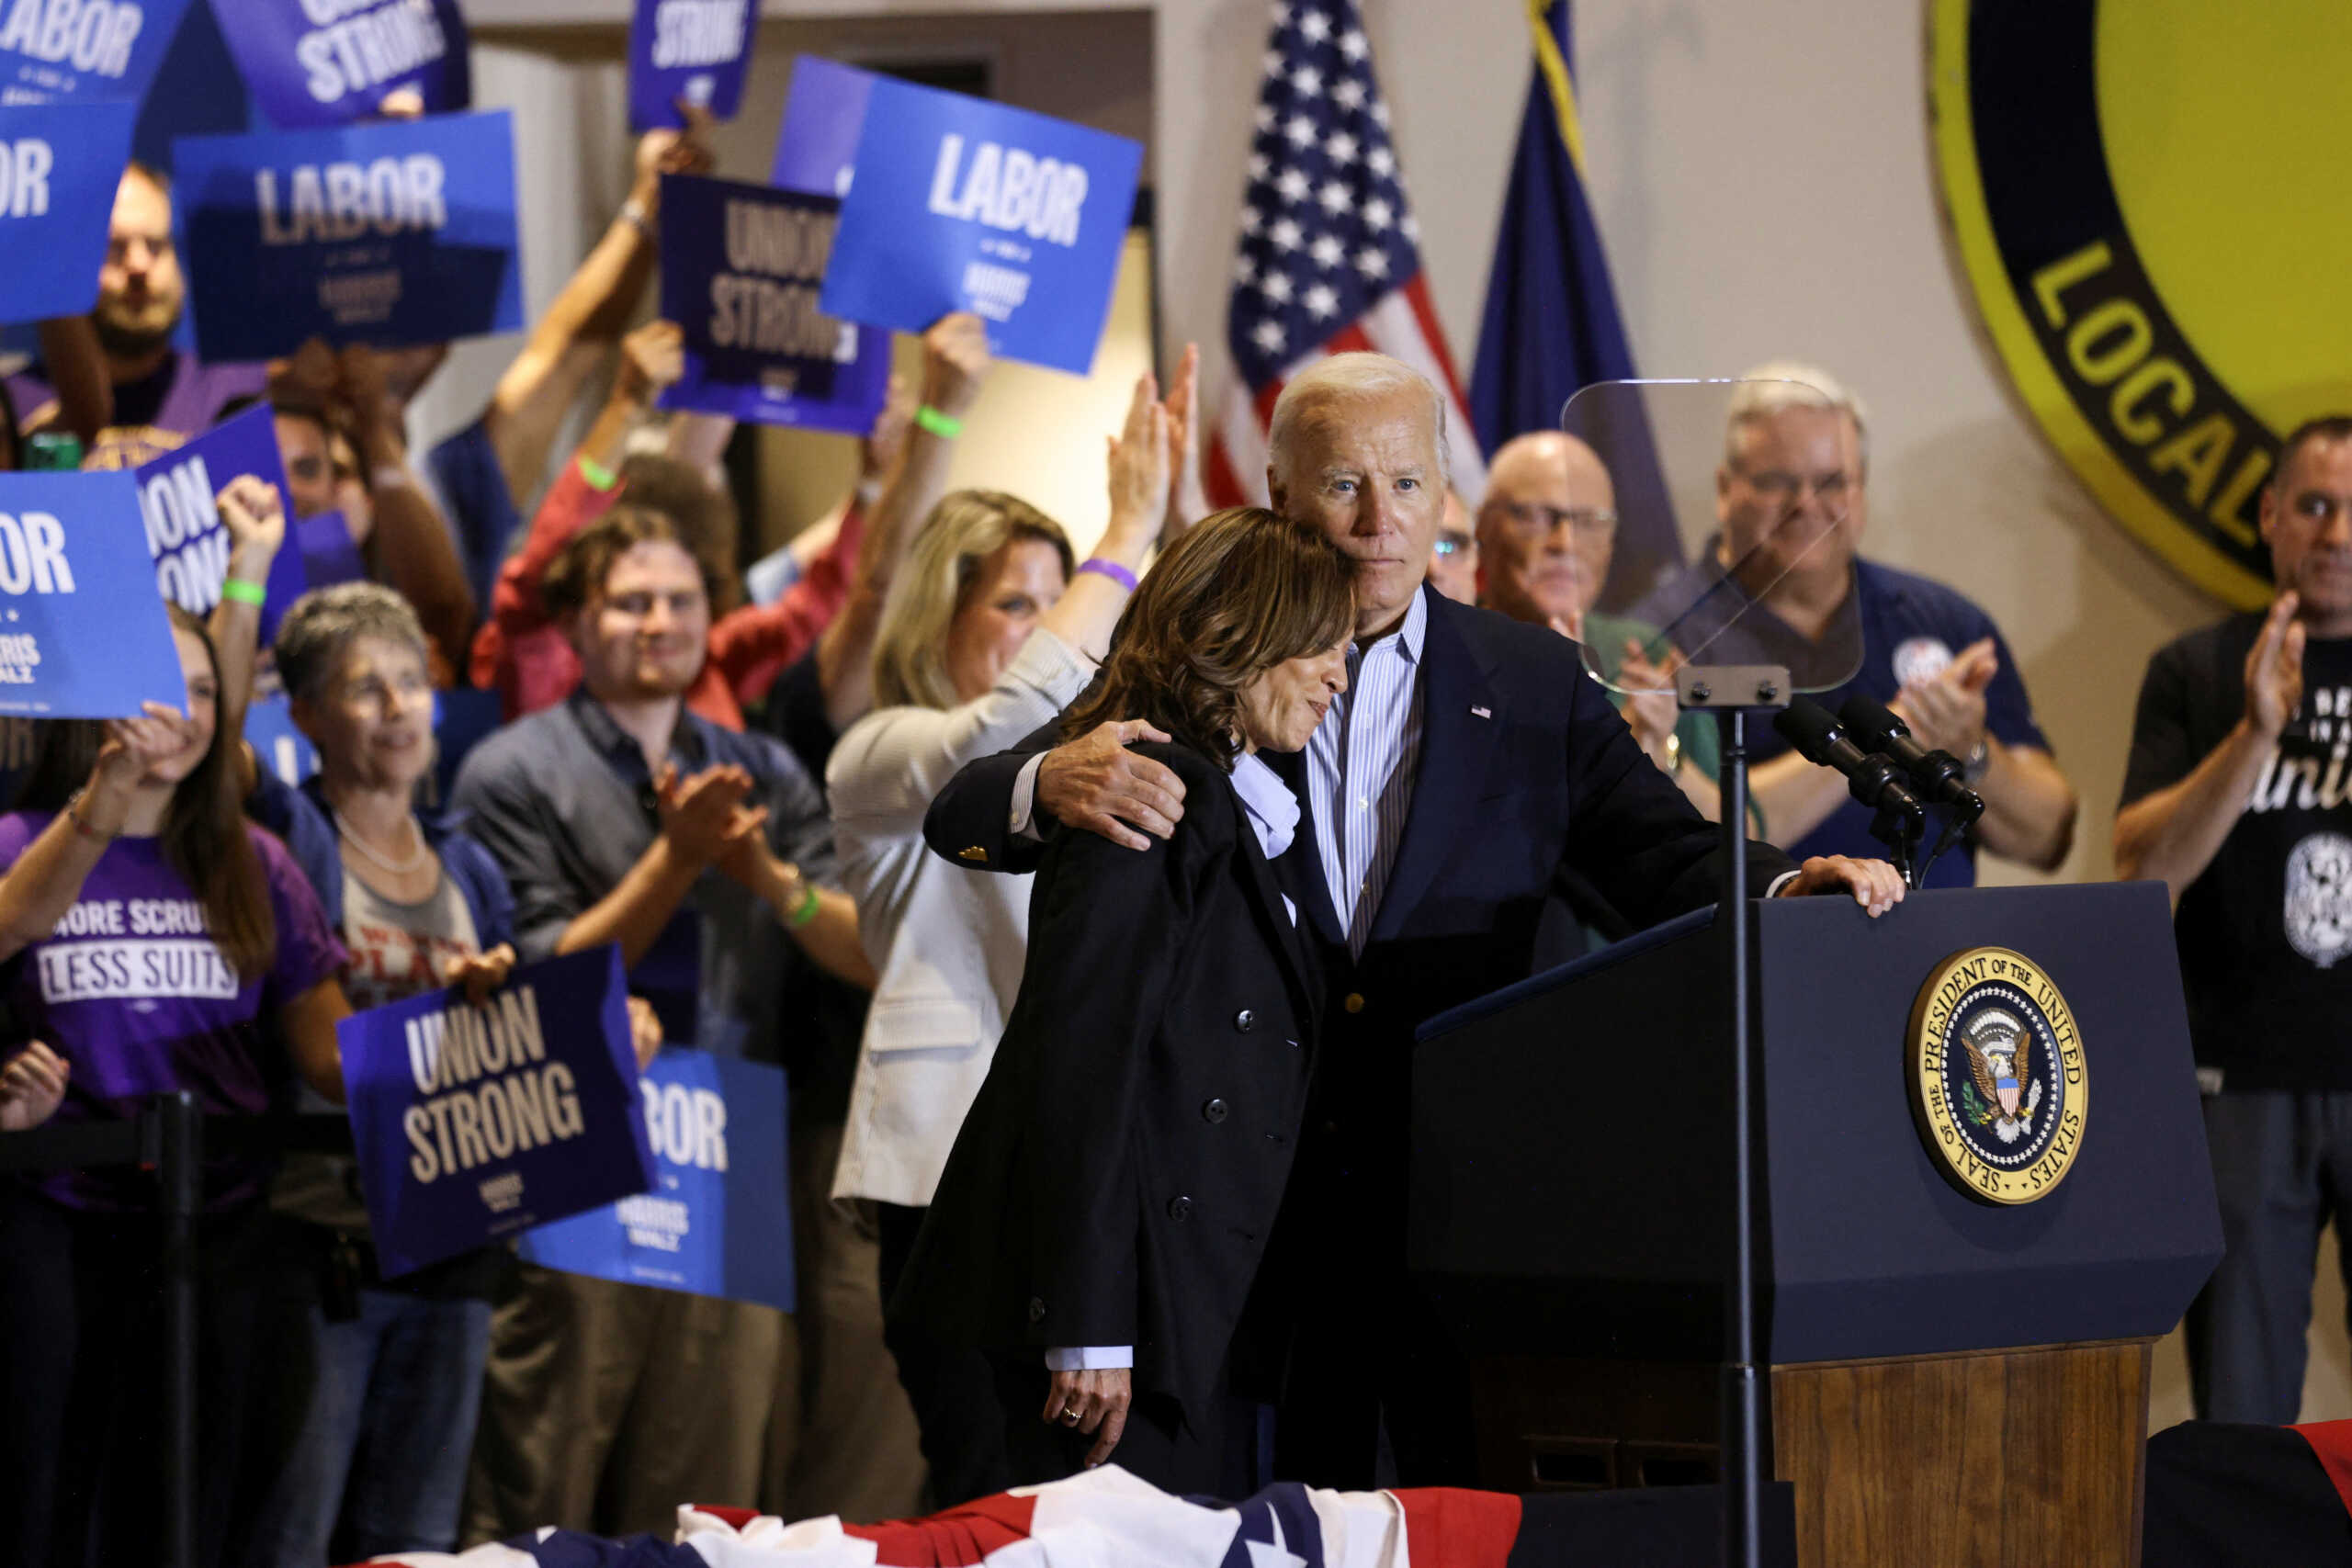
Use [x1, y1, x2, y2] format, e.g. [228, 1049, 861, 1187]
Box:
[1471, 705, 1492, 719]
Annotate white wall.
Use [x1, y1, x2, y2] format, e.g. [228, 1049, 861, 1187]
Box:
[450, 0, 2329, 1428]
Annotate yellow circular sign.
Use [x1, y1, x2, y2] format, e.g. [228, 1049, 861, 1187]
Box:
[1907, 946, 2087, 1205]
[1928, 0, 2352, 608]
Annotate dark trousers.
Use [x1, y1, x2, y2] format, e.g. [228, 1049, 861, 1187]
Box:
[2185, 1089, 2352, 1424]
[1270, 1281, 1481, 1490]
[877, 1201, 1013, 1506]
[0, 1184, 279, 1568]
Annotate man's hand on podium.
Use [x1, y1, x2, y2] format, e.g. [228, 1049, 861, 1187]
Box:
[1774, 854, 1905, 918]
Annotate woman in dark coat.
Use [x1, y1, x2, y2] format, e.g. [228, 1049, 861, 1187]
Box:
[895, 505, 1355, 1495]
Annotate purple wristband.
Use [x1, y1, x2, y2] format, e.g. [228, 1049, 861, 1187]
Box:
[1079, 558, 1138, 592]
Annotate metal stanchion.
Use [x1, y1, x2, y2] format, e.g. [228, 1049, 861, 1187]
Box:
[153, 1091, 201, 1568]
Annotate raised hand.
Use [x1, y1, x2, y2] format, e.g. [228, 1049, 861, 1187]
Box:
[1036, 720, 1186, 852]
[920, 313, 991, 422]
[1160, 342, 1207, 536]
[861, 375, 915, 482]
[1104, 371, 1171, 541]
[0, 1041, 68, 1133]
[634, 105, 718, 195]
[617, 319, 686, 405]
[213, 474, 287, 564]
[655, 761, 754, 869]
[2245, 591, 2307, 741]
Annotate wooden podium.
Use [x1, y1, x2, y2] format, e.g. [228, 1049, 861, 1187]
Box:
[1408, 883, 2221, 1568]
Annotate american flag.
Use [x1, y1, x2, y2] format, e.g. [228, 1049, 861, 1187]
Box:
[1205, 0, 1487, 509]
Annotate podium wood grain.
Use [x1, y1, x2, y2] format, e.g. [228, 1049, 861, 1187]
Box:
[1770, 1337, 2152, 1568]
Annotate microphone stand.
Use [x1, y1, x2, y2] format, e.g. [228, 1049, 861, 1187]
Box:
[1675, 663, 1787, 1568]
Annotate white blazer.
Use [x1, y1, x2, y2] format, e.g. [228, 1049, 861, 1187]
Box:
[826, 627, 1095, 1207]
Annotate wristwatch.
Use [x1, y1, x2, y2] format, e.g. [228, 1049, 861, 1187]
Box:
[1962, 738, 1992, 784]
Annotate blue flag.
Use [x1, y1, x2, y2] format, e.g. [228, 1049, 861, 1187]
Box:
[133, 402, 308, 640]
[518, 1047, 794, 1311]
[820, 76, 1141, 376]
[0, 99, 135, 323]
[0, 471, 186, 717]
[1466, 1, 1678, 609]
[209, 0, 469, 129]
[657, 173, 885, 434]
[628, 0, 749, 131]
[340, 944, 657, 1280]
[0, 0, 193, 107]
[172, 108, 524, 360]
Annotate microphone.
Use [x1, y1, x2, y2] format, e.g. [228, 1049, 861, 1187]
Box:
[1837, 694, 1984, 820]
[1773, 697, 1926, 820]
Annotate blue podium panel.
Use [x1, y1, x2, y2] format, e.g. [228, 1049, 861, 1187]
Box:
[1408, 882, 2221, 1366]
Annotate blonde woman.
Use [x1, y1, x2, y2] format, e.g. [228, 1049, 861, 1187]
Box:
[825, 373, 1172, 1505]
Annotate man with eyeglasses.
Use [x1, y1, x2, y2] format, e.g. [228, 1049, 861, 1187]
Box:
[2116, 414, 2352, 1424]
[1476, 430, 1726, 822]
[1633, 362, 2077, 886]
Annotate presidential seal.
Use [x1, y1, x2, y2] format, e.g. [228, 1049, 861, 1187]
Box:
[1908, 947, 2087, 1204]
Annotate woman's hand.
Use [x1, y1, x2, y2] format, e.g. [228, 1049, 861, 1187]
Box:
[1044, 1367, 1131, 1469]
[443, 943, 516, 1006]
[1160, 342, 1207, 540]
[626, 996, 664, 1071]
[92, 702, 198, 796]
[214, 474, 287, 577]
[0, 1041, 68, 1132]
[1103, 371, 1171, 548]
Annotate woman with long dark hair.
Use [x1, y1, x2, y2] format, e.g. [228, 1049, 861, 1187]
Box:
[0, 602, 352, 1568]
[897, 507, 1354, 1495]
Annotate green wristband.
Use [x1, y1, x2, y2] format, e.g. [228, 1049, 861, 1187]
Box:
[786, 882, 821, 930]
[220, 578, 266, 606]
[913, 403, 964, 440]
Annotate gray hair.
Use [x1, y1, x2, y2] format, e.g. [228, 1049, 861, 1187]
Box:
[1724, 360, 1870, 468]
[272, 581, 429, 703]
[1268, 352, 1452, 479]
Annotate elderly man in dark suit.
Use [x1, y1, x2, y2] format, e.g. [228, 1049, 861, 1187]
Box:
[917, 353, 1902, 1489]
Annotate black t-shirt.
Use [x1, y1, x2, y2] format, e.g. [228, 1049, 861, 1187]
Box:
[2123, 615, 2352, 1089]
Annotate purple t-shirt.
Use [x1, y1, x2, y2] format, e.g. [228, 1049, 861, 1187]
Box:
[6, 351, 268, 470]
[0, 815, 347, 1210]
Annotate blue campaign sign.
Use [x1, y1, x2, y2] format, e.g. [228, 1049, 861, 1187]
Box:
[656, 173, 884, 436]
[341, 943, 657, 1280]
[173, 108, 523, 360]
[210, 0, 469, 130]
[134, 403, 307, 640]
[517, 1047, 793, 1311]
[0, 100, 136, 323]
[768, 53, 868, 197]
[0, 0, 194, 107]
[820, 77, 1141, 376]
[628, 0, 748, 132]
[245, 691, 320, 784]
[0, 471, 186, 717]
[292, 507, 363, 588]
